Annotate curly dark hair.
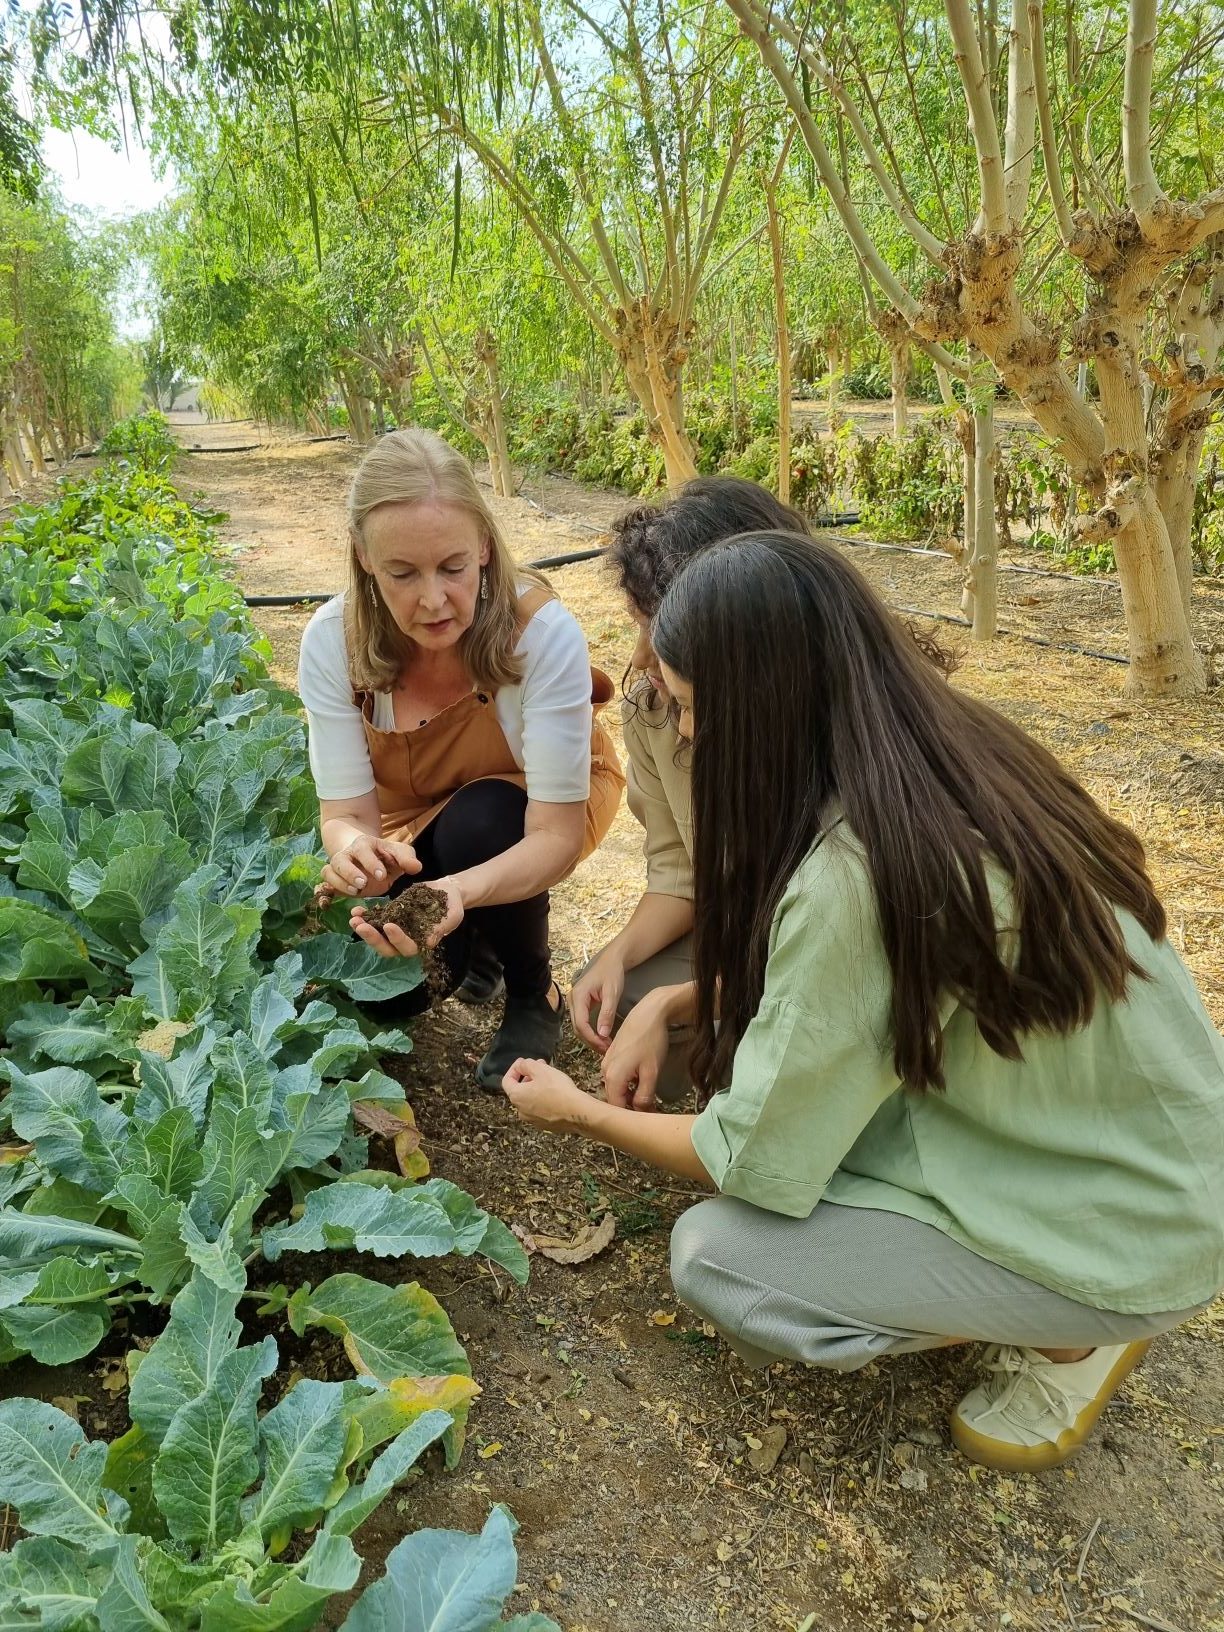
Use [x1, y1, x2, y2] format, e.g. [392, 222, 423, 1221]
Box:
[608, 475, 810, 618]
[608, 474, 958, 687]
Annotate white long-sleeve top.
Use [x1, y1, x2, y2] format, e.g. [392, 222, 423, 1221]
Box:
[297, 593, 594, 805]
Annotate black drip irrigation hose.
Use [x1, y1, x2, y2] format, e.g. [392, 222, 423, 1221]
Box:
[244, 549, 1133, 667]
[891, 604, 1129, 666]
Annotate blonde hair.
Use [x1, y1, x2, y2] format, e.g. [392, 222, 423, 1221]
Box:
[343, 427, 550, 692]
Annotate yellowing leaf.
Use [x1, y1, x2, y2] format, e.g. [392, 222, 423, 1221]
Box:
[649, 1310, 676, 1327]
[351, 1100, 430, 1180]
[348, 1372, 481, 1452]
[478, 1441, 503, 1459]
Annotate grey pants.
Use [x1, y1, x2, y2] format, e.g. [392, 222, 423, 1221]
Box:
[670, 1197, 1208, 1372]
[614, 933, 696, 1104]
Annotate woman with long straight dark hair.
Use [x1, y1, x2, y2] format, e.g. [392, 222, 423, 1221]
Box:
[503, 531, 1224, 1472]
[570, 476, 811, 1106]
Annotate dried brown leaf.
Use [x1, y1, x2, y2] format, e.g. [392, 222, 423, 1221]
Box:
[534, 1211, 617, 1266]
[746, 1423, 788, 1474]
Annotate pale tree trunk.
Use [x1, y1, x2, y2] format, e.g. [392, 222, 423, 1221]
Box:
[338, 376, 373, 443]
[875, 309, 912, 440]
[5, 423, 30, 487]
[968, 386, 998, 638]
[621, 312, 698, 492]
[729, 312, 740, 435]
[890, 346, 910, 437]
[24, 427, 46, 475]
[764, 179, 792, 503]
[1150, 254, 1224, 615]
[475, 331, 514, 498]
[728, 0, 1216, 695]
[825, 335, 847, 417]
[955, 411, 977, 621]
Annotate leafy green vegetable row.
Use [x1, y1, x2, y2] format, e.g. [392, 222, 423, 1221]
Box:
[0, 452, 528, 1371]
[0, 441, 555, 1631]
[0, 1271, 553, 1630]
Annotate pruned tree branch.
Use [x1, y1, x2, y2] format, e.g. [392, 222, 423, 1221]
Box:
[945, 0, 1009, 233]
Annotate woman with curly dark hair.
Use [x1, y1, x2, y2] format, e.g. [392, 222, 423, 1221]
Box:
[569, 476, 809, 1107]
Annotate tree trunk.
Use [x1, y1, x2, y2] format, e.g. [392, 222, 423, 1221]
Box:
[24, 426, 46, 475]
[476, 332, 514, 499]
[728, 312, 740, 439]
[890, 343, 910, 438]
[957, 411, 978, 622]
[827, 339, 845, 416]
[970, 391, 998, 639]
[765, 186, 791, 503]
[625, 348, 697, 491]
[339, 376, 373, 443]
[1110, 493, 1206, 695]
[1155, 426, 1207, 618]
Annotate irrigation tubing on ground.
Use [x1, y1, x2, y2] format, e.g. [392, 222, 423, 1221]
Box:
[246, 556, 1134, 668]
[892, 603, 1130, 666]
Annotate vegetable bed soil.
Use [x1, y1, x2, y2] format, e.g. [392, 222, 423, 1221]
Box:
[13, 415, 1221, 1632]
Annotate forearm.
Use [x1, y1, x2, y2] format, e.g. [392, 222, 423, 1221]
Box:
[604, 892, 694, 971]
[321, 815, 380, 856]
[453, 828, 579, 910]
[578, 1099, 713, 1186]
[319, 792, 385, 859]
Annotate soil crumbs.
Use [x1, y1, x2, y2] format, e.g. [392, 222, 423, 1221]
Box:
[11, 416, 1221, 1632]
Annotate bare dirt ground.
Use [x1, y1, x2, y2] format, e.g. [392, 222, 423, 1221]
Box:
[17, 416, 1223, 1632]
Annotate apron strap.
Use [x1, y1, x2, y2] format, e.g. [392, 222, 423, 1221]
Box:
[514, 583, 557, 631]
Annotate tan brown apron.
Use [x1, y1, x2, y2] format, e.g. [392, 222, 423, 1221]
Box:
[357, 586, 624, 863]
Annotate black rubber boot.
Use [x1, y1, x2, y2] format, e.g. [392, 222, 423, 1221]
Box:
[454, 932, 505, 1006]
[475, 984, 564, 1092]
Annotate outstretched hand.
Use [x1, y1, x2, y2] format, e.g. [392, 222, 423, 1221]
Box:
[502, 1058, 593, 1133]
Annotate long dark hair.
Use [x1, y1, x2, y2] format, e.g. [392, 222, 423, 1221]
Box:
[652, 532, 1165, 1100]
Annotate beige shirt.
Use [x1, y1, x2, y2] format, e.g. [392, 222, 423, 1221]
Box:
[621, 686, 693, 899]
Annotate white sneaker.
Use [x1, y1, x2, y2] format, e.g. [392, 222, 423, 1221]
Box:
[950, 1340, 1151, 1471]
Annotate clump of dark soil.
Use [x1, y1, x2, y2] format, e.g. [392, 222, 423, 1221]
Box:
[359, 882, 451, 996]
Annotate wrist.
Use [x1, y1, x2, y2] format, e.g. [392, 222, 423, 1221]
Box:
[445, 870, 473, 909]
[645, 982, 691, 1024]
[578, 1093, 618, 1142]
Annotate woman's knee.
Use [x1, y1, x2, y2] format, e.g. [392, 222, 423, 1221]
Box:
[430, 780, 528, 872]
[669, 1198, 737, 1317]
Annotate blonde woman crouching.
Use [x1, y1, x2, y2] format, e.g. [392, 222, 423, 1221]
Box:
[298, 428, 624, 1087]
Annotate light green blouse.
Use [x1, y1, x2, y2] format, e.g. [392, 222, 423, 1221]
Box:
[690, 823, 1224, 1314]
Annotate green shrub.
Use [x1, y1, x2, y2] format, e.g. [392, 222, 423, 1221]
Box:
[98, 410, 180, 471]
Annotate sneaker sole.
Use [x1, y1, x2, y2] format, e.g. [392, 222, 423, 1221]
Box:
[949, 1339, 1151, 1473]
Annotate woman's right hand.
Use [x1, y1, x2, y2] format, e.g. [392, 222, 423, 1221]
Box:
[321, 836, 421, 900]
[570, 948, 627, 1054]
[600, 988, 673, 1112]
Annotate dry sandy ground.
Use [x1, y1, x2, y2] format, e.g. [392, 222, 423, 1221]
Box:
[38, 418, 1224, 1632]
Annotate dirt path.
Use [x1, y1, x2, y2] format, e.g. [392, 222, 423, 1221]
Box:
[167, 422, 1224, 1632]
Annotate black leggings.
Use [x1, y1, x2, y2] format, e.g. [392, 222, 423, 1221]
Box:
[393, 778, 551, 1003]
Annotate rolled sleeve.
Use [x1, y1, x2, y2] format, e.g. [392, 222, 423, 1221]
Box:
[624, 705, 693, 899]
[517, 605, 593, 804]
[692, 1001, 898, 1216]
[297, 600, 377, 802]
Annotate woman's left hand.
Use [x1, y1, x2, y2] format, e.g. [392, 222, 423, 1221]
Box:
[502, 1059, 593, 1133]
[351, 874, 465, 958]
